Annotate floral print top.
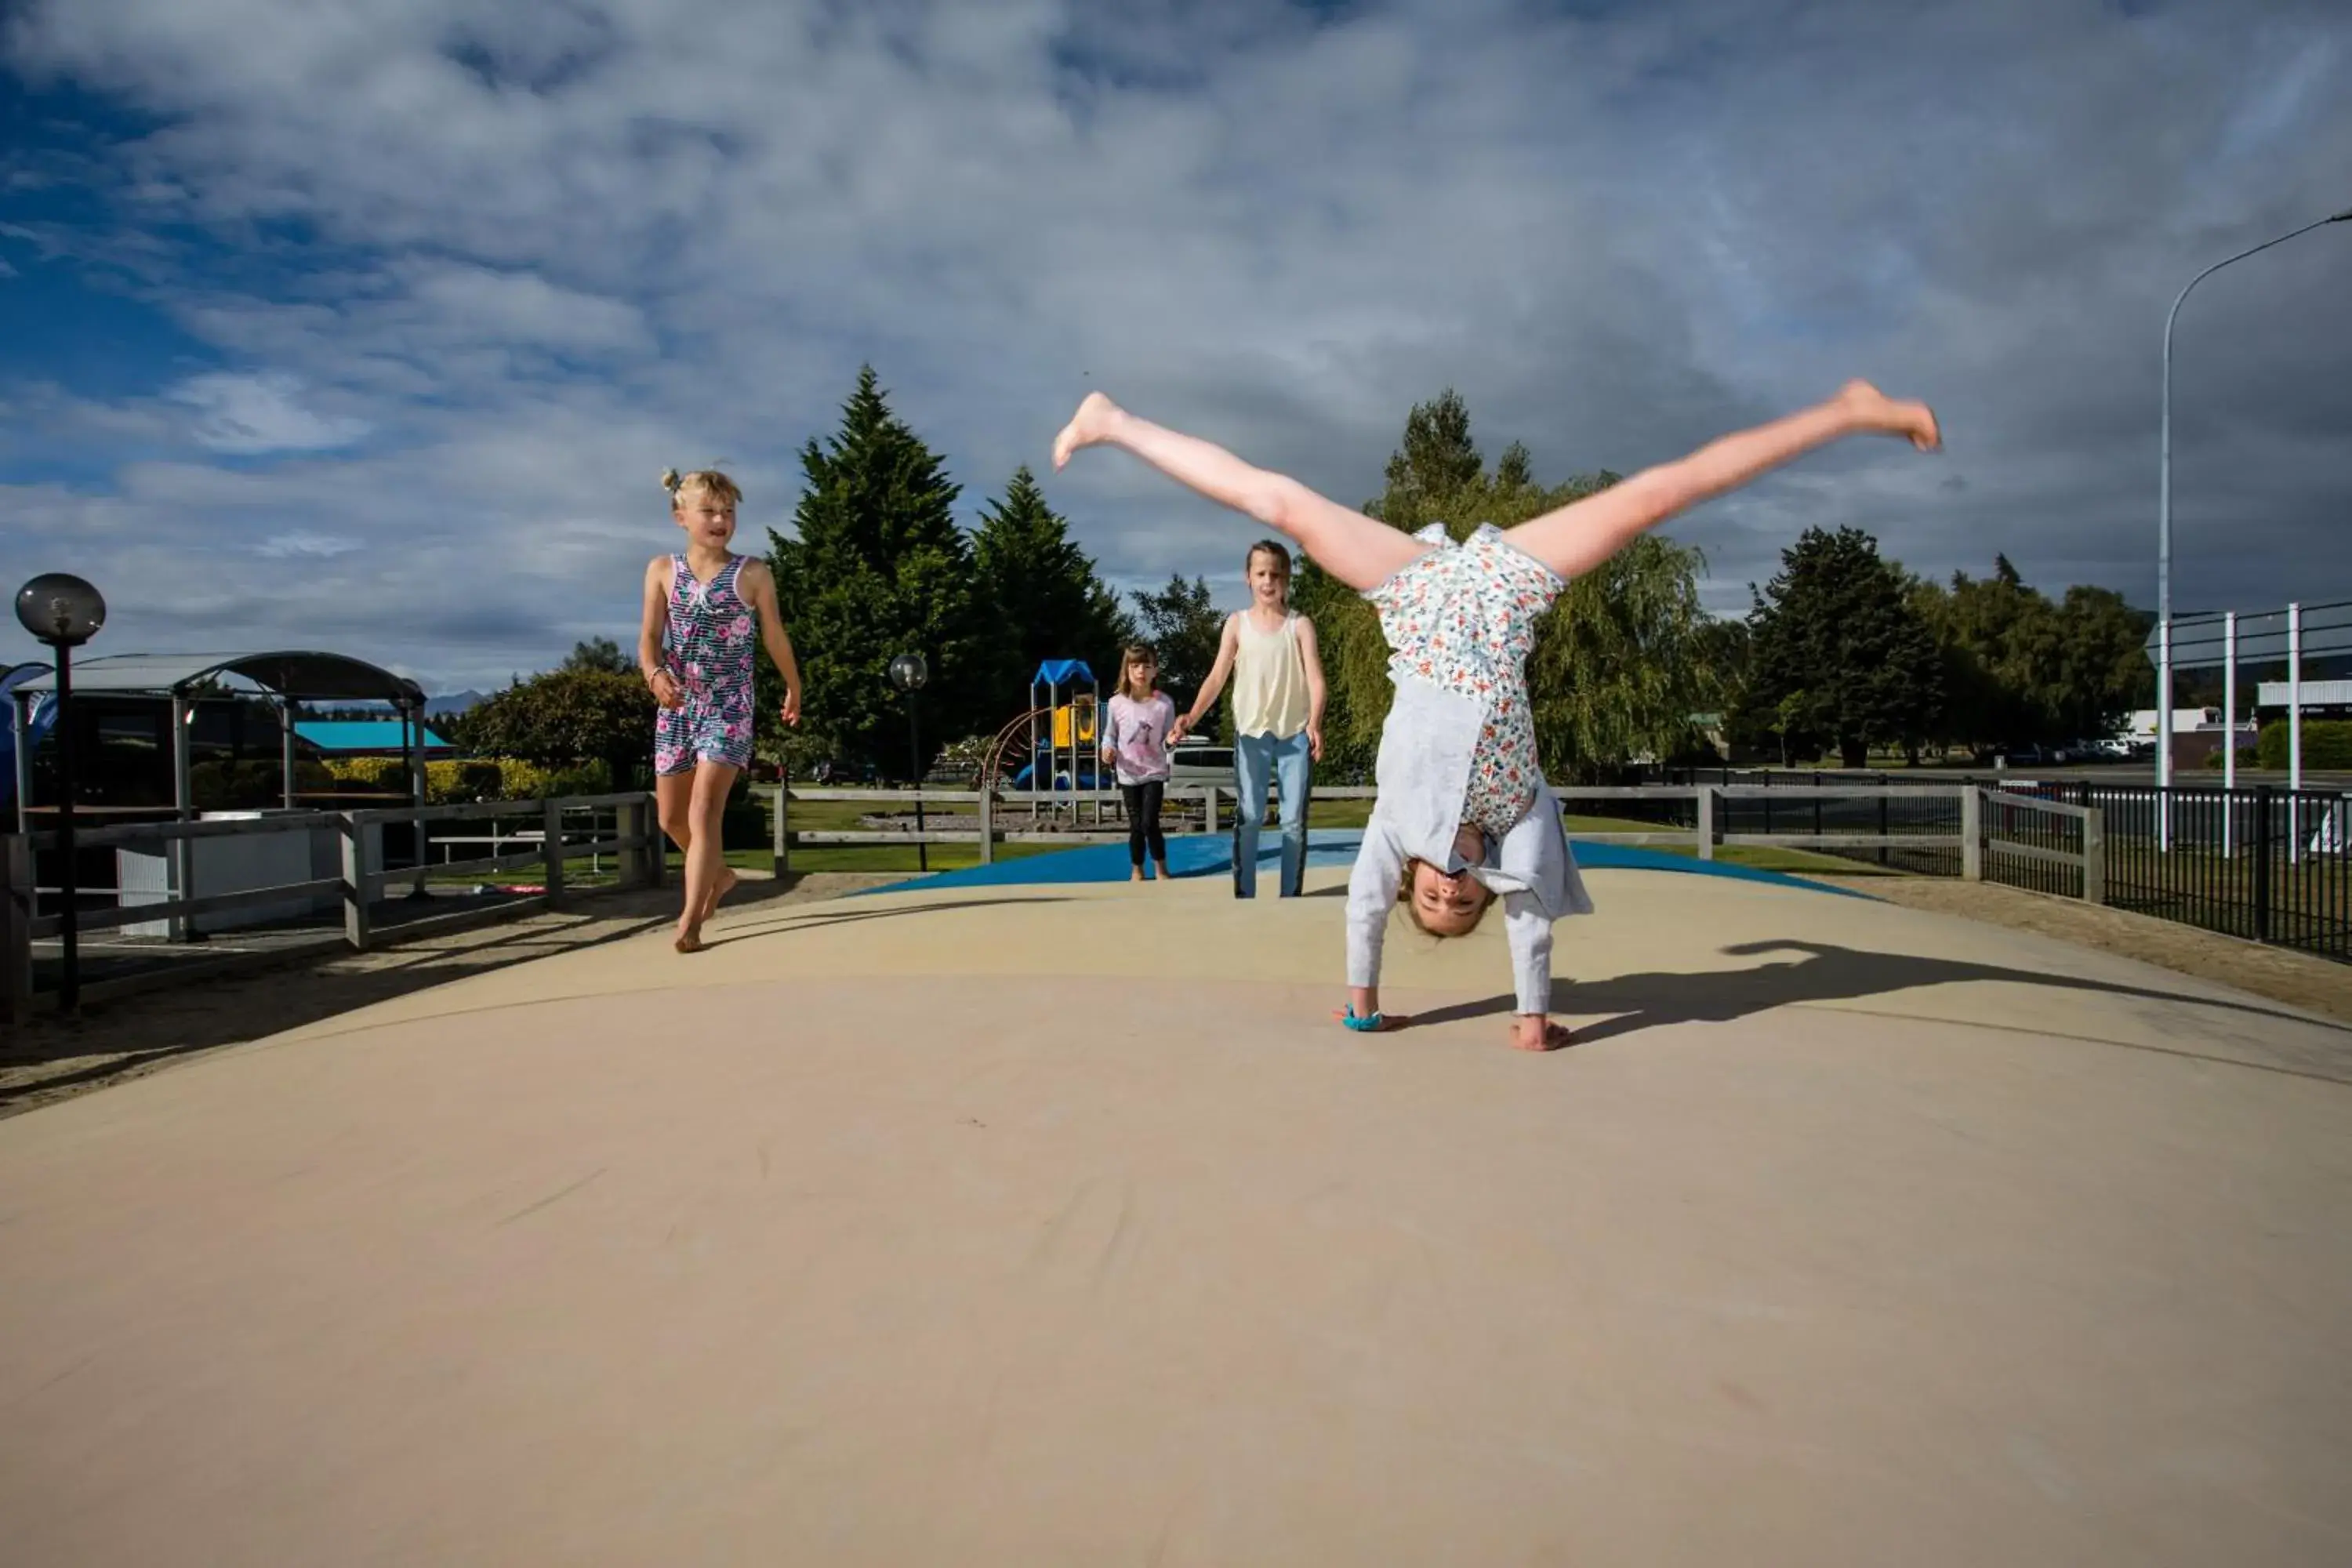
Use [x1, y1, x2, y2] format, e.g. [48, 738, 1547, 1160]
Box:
[1363, 523, 1566, 838]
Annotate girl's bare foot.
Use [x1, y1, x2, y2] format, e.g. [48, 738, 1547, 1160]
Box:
[699, 866, 739, 924]
[1509, 1016, 1574, 1051]
[674, 920, 706, 954]
[1837, 379, 1940, 452]
[1052, 390, 1121, 470]
[1152, 861, 1171, 883]
[1130, 867, 1145, 883]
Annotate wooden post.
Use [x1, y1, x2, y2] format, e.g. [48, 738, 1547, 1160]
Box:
[1205, 786, 1221, 836]
[2, 834, 32, 1028]
[2081, 805, 2106, 906]
[979, 788, 995, 866]
[1696, 786, 1716, 862]
[543, 798, 567, 906]
[340, 814, 372, 951]
[616, 798, 643, 887]
[1961, 788, 1983, 882]
[771, 785, 789, 880]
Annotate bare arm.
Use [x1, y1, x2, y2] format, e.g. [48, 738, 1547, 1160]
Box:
[1295, 614, 1327, 760]
[1504, 383, 1940, 581]
[638, 557, 681, 709]
[1174, 615, 1241, 739]
[738, 561, 803, 724]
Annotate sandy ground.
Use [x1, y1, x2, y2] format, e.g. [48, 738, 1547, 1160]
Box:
[0, 866, 2344, 1566]
[1816, 875, 2352, 1024]
[0, 870, 896, 1120]
[11, 869, 2343, 1124]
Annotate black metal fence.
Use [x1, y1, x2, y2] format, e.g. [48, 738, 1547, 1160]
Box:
[2081, 783, 2348, 961]
[1655, 768, 2350, 964]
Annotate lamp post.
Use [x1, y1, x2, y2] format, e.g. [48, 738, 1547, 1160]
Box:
[15, 573, 107, 1013]
[2156, 205, 2351, 845]
[888, 652, 930, 873]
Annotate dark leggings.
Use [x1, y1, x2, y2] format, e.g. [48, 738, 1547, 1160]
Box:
[1122, 781, 1167, 868]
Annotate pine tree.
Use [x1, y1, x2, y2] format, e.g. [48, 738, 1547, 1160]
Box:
[763, 365, 987, 775]
[1739, 527, 1943, 767]
[1128, 574, 1224, 713]
[971, 465, 1136, 706]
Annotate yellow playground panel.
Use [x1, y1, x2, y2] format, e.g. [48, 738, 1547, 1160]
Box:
[1051, 696, 1098, 749]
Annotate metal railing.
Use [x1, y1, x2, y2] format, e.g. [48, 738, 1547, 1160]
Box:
[754, 782, 2074, 885]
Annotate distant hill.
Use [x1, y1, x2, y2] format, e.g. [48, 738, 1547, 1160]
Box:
[425, 691, 486, 716]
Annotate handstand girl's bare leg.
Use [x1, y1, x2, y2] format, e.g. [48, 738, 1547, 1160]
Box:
[1054, 392, 1430, 592]
[1504, 381, 1940, 581]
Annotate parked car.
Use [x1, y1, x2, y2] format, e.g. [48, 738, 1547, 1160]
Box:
[1168, 742, 1237, 789]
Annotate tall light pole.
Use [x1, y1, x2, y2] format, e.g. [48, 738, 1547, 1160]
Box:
[887, 652, 930, 873]
[15, 573, 107, 1013]
[2157, 206, 2351, 836]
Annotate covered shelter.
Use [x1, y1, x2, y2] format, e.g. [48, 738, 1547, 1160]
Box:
[11, 652, 431, 834]
[296, 720, 459, 758]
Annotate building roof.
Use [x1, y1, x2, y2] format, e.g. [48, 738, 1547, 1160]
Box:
[12, 652, 425, 704]
[296, 720, 456, 753]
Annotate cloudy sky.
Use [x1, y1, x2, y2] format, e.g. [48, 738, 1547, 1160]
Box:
[3, 0, 2347, 696]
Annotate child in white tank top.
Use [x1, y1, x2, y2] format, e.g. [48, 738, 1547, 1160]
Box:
[1174, 540, 1327, 897]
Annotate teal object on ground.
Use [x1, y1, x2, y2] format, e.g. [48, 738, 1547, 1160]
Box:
[858, 830, 1873, 899]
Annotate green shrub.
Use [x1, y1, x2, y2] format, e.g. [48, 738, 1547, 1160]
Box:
[2256, 719, 2352, 771]
[191, 758, 339, 809]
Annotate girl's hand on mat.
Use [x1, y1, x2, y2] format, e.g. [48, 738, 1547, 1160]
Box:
[1510, 1016, 1574, 1052]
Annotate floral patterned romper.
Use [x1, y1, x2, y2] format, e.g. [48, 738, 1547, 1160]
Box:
[1364, 524, 1566, 838]
[655, 554, 758, 775]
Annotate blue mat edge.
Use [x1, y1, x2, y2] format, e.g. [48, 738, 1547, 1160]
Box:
[853, 831, 1880, 900]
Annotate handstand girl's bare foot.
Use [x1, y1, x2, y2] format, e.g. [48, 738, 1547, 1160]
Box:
[1837, 379, 1941, 451]
[1052, 391, 1122, 470]
[1509, 1016, 1575, 1051]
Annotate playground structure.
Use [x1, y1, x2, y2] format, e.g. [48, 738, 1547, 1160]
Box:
[979, 659, 1109, 826]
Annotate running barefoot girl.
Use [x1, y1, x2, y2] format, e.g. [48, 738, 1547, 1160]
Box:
[1171, 541, 1327, 898]
[1101, 644, 1176, 883]
[1054, 382, 1939, 1050]
[639, 468, 804, 953]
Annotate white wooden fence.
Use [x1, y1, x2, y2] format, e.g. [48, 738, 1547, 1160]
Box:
[5, 782, 2104, 1025]
[759, 782, 2102, 897]
[3, 793, 661, 1024]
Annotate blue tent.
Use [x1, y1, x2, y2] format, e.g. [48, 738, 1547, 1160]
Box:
[296, 720, 456, 754]
[1032, 659, 1095, 689]
[2, 662, 55, 813]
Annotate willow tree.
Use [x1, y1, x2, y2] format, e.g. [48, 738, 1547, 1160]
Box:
[1294, 390, 1726, 780]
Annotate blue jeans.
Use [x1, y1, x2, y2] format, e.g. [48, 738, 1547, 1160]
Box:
[1232, 731, 1312, 898]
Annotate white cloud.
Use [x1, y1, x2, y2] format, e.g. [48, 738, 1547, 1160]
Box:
[252, 531, 363, 558]
[2, 0, 2349, 691]
[167, 372, 372, 454]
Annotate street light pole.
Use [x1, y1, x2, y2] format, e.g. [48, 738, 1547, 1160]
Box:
[2157, 206, 2351, 845]
[15, 574, 107, 1014]
[887, 652, 931, 875]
